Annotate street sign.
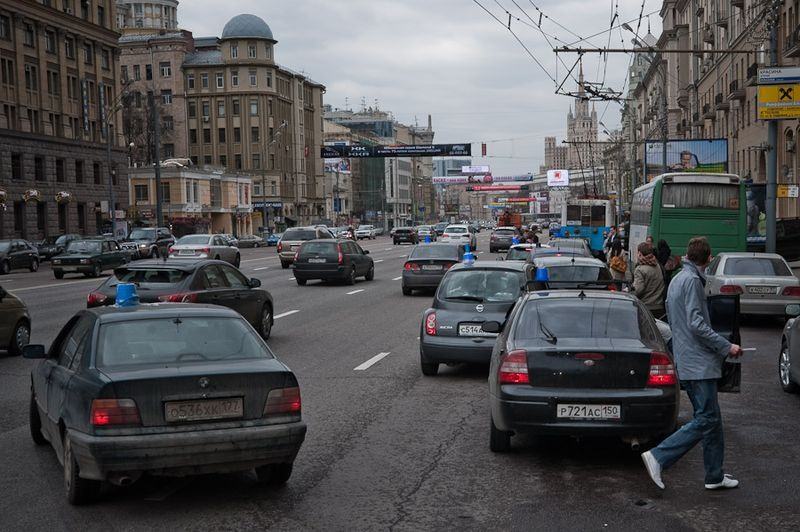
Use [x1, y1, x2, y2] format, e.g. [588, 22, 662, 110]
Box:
[757, 84, 800, 120]
[461, 165, 490, 174]
[778, 185, 800, 198]
[758, 67, 800, 84]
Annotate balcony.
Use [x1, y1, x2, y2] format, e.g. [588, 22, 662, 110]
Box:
[703, 103, 715, 119]
[728, 79, 746, 101]
[785, 26, 800, 58]
[715, 14, 728, 29]
[732, 0, 744, 8]
[714, 92, 729, 111]
[746, 62, 759, 85]
[692, 112, 703, 126]
[703, 25, 715, 45]
[677, 88, 689, 108]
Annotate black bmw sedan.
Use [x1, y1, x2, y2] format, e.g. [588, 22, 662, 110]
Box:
[24, 303, 306, 504]
[402, 243, 465, 295]
[486, 290, 679, 452]
[292, 239, 374, 285]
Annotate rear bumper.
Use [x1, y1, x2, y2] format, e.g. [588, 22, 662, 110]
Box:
[69, 421, 307, 480]
[394, 237, 417, 243]
[490, 240, 513, 250]
[294, 265, 347, 280]
[739, 297, 796, 316]
[420, 335, 495, 364]
[491, 386, 678, 437]
[402, 271, 445, 288]
[278, 252, 296, 263]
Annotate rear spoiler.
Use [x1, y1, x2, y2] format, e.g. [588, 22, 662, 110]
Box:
[525, 279, 631, 292]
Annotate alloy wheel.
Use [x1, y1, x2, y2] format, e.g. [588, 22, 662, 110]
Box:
[261, 307, 272, 339]
[15, 323, 30, 350]
[780, 347, 791, 387]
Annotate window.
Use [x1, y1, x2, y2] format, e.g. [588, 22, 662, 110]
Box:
[219, 155, 227, 167]
[249, 70, 257, 86]
[97, 4, 105, 27]
[56, 158, 65, 182]
[47, 71, 60, 95]
[65, 36, 75, 59]
[248, 45, 257, 58]
[269, 154, 275, 169]
[145, 64, 152, 80]
[13, 201, 24, 233]
[101, 49, 110, 70]
[133, 64, 141, 80]
[723, 258, 793, 276]
[163, 115, 174, 130]
[204, 155, 212, 165]
[0, 15, 9, 41]
[251, 126, 260, 142]
[134, 184, 148, 201]
[187, 74, 195, 89]
[75, 160, 84, 183]
[202, 101, 210, 117]
[271, 181, 277, 195]
[661, 183, 740, 210]
[203, 128, 211, 143]
[231, 71, 239, 87]
[266, 72, 273, 88]
[0, 58, 13, 86]
[250, 99, 258, 116]
[188, 100, 196, 118]
[35, 156, 45, 181]
[93, 162, 101, 184]
[121, 65, 128, 82]
[231, 44, 238, 58]
[218, 128, 226, 142]
[76, 203, 86, 231]
[232, 99, 240, 115]
[159, 61, 171, 78]
[201, 73, 209, 88]
[235, 154, 242, 169]
[24, 24, 35, 47]
[217, 100, 225, 117]
[234, 127, 241, 143]
[265, 44, 271, 59]
[161, 182, 171, 203]
[161, 90, 172, 105]
[11, 153, 23, 179]
[83, 42, 93, 65]
[252, 154, 261, 169]
[24, 64, 38, 91]
[220, 264, 249, 289]
[37, 202, 47, 231]
[45, 30, 56, 53]
[189, 129, 197, 144]
[216, 72, 224, 88]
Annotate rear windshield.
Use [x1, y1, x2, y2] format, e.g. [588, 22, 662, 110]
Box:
[300, 242, 337, 255]
[66, 240, 101, 253]
[506, 248, 531, 261]
[396, 228, 414, 234]
[177, 235, 210, 245]
[108, 268, 190, 287]
[494, 229, 516, 236]
[446, 226, 467, 234]
[97, 317, 272, 367]
[283, 229, 316, 241]
[439, 270, 522, 303]
[411, 245, 460, 259]
[662, 183, 739, 210]
[514, 298, 659, 345]
[546, 265, 612, 285]
[550, 240, 584, 250]
[723, 257, 792, 276]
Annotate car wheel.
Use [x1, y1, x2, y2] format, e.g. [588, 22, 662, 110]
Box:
[9, 320, 30, 357]
[281, 261, 290, 269]
[365, 265, 374, 281]
[345, 267, 356, 285]
[214, 255, 221, 261]
[92, 263, 102, 278]
[779, 342, 799, 394]
[490, 416, 511, 452]
[402, 285, 412, 296]
[0, 260, 9, 275]
[256, 462, 293, 486]
[420, 358, 439, 376]
[151, 247, 159, 259]
[29, 259, 39, 272]
[234, 254, 241, 268]
[296, 277, 307, 286]
[29, 394, 46, 446]
[64, 433, 101, 505]
[259, 304, 273, 340]
[54, 271, 64, 280]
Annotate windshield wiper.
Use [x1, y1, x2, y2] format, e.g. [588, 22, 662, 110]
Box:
[539, 322, 558, 344]
[446, 295, 484, 302]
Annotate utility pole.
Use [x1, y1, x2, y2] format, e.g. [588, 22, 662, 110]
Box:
[766, 0, 780, 254]
[148, 91, 163, 226]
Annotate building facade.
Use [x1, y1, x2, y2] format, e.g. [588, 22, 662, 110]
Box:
[566, 66, 602, 170]
[115, 0, 178, 31]
[540, 136, 568, 173]
[0, 0, 129, 240]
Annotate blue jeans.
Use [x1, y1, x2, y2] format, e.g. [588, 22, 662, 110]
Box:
[651, 379, 724, 484]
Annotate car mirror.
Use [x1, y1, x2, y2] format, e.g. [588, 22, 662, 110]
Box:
[363, 249, 370, 255]
[22, 344, 47, 359]
[481, 321, 502, 334]
[249, 278, 262, 288]
[786, 304, 800, 318]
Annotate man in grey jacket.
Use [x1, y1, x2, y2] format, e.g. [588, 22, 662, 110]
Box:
[641, 237, 742, 490]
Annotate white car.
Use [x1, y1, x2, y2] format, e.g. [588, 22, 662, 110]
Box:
[168, 234, 241, 267]
[355, 225, 376, 240]
[440, 224, 477, 251]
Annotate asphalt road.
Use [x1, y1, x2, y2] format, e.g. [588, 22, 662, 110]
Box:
[0, 233, 798, 531]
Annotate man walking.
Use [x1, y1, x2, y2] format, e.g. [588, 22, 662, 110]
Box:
[641, 236, 743, 490]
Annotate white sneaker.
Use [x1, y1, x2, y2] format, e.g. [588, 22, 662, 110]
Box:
[705, 474, 739, 490]
[641, 451, 665, 489]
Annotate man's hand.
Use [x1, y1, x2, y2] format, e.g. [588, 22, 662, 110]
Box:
[728, 344, 743, 358]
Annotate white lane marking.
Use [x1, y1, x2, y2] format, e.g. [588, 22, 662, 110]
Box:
[346, 289, 364, 295]
[392, 276, 402, 281]
[478, 251, 485, 255]
[253, 266, 269, 271]
[288, 277, 295, 281]
[384, 248, 393, 251]
[9, 277, 102, 293]
[241, 257, 275, 263]
[354, 352, 391, 371]
[374, 259, 384, 263]
[274, 310, 300, 319]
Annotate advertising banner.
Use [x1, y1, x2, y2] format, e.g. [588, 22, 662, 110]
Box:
[644, 139, 728, 182]
[757, 84, 800, 120]
[494, 197, 546, 204]
[462, 165, 490, 174]
[324, 158, 351, 174]
[469, 185, 525, 192]
[547, 169, 569, 187]
[432, 174, 532, 185]
[322, 144, 471, 158]
[745, 182, 766, 245]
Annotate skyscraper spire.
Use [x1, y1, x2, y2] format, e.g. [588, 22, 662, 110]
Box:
[578, 62, 585, 97]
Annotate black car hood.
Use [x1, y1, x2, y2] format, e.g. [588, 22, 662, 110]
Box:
[53, 252, 95, 260]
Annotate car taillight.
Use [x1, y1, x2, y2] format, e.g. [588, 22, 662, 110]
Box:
[91, 398, 141, 426]
[337, 244, 343, 264]
[277, 242, 283, 252]
[404, 262, 421, 271]
[424, 312, 437, 335]
[158, 292, 199, 303]
[263, 387, 301, 416]
[499, 350, 529, 384]
[168, 246, 174, 254]
[607, 283, 618, 292]
[87, 291, 107, 306]
[720, 284, 743, 295]
[647, 351, 677, 386]
[443, 262, 455, 270]
[782, 286, 800, 297]
[294, 250, 300, 262]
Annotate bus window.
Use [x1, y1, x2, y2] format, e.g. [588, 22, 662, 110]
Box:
[662, 184, 739, 210]
[590, 206, 606, 227]
[566, 205, 582, 226]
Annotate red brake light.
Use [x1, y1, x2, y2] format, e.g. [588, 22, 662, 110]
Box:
[294, 250, 300, 262]
[648, 351, 677, 386]
[404, 262, 421, 271]
[277, 242, 283, 253]
[168, 246, 174, 254]
[607, 283, 618, 292]
[263, 387, 301, 416]
[87, 291, 107, 306]
[337, 244, 343, 264]
[720, 284, 743, 295]
[424, 312, 437, 335]
[158, 292, 198, 303]
[782, 286, 800, 297]
[200, 247, 210, 254]
[91, 398, 141, 426]
[499, 350, 529, 384]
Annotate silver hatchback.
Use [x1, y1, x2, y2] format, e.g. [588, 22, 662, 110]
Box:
[705, 252, 800, 317]
[169, 234, 241, 267]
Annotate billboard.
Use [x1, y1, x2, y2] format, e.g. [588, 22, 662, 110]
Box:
[644, 139, 728, 182]
[432, 174, 533, 185]
[757, 84, 800, 120]
[324, 158, 351, 174]
[322, 143, 471, 158]
[462, 165, 490, 174]
[547, 169, 569, 187]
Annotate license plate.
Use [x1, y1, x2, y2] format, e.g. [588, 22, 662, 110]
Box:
[556, 403, 621, 420]
[748, 286, 777, 295]
[458, 324, 495, 337]
[164, 397, 243, 423]
[60, 266, 77, 272]
[308, 258, 326, 263]
[422, 264, 441, 271]
[179, 249, 195, 255]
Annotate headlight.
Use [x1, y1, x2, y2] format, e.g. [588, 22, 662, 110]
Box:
[139, 243, 148, 248]
[80, 259, 90, 264]
[52, 259, 61, 265]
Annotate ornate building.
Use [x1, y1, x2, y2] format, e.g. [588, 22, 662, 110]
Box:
[566, 65, 601, 170]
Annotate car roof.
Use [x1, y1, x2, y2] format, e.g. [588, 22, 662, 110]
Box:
[524, 289, 637, 303]
[510, 244, 550, 250]
[179, 233, 212, 238]
[89, 303, 242, 324]
[116, 258, 229, 271]
[445, 224, 469, 228]
[533, 256, 605, 267]
[449, 261, 528, 272]
[494, 226, 517, 231]
[715, 252, 786, 260]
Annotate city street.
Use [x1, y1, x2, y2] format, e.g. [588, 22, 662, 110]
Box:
[0, 232, 798, 531]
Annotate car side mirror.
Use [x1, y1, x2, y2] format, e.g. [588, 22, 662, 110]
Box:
[786, 304, 800, 318]
[22, 344, 47, 359]
[249, 278, 262, 288]
[363, 249, 370, 254]
[481, 321, 502, 334]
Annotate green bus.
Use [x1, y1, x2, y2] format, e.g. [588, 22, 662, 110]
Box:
[629, 173, 746, 261]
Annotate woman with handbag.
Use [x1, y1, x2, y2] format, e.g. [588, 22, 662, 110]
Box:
[608, 240, 627, 281]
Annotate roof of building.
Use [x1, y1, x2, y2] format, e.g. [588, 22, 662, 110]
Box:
[183, 49, 224, 66]
[193, 36, 220, 48]
[221, 14, 274, 41]
[119, 32, 185, 44]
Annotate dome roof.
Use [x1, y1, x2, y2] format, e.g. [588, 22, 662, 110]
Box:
[221, 14, 274, 41]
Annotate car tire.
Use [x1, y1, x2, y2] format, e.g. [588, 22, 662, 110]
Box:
[490, 247, 495, 253]
[402, 285, 412, 296]
[365, 265, 374, 281]
[9, 320, 30, 357]
[780, 341, 799, 394]
[234, 254, 241, 268]
[91, 263, 101, 278]
[345, 267, 356, 286]
[152, 247, 159, 259]
[256, 462, 293, 486]
[64, 433, 101, 505]
[296, 277, 307, 286]
[281, 261, 290, 269]
[29, 259, 39, 272]
[259, 304, 273, 340]
[0, 260, 9, 275]
[54, 271, 64, 279]
[214, 255, 221, 261]
[489, 416, 511, 452]
[29, 394, 47, 446]
[420, 358, 439, 376]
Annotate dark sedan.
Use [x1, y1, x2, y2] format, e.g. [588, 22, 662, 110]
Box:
[52, 238, 128, 279]
[37, 234, 81, 261]
[0, 239, 40, 274]
[528, 256, 615, 290]
[87, 259, 274, 339]
[402, 243, 464, 295]
[292, 239, 374, 286]
[393, 227, 418, 245]
[24, 303, 306, 504]
[419, 262, 533, 376]
[237, 234, 263, 248]
[489, 227, 518, 253]
[548, 238, 594, 258]
[0, 285, 30, 356]
[486, 291, 678, 452]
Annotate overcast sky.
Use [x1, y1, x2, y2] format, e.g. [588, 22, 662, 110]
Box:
[180, 0, 662, 175]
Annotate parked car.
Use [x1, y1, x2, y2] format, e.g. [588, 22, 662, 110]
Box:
[419, 262, 533, 375]
[355, 225, 376, 240]
[51, 238, 127, 279]
[0, 239, 40, 274]
[373, 226, 385, 236]
[237, 234, 263, 248]
[221, 234, 239, 248]
[24, 303, 305, 504]
[292, 239, 374, 286]
[36, 234, 81, 261]
[393, 227, 419, 245]
[402, 244, 464, 295]
[780, 304, 800, 393]
[705, 252, 800, 317]
[266, 232, 282, 246]
[0, 285, 30, 356]
[277, 227, 334, 269]
[122, 227, 175, 259]
[489, 227, 518, 253]
[548, 238, 593, 258]
[416, 225, 437, 242]
[440, 224, 478, 251]
[169, 234, 240, 267]
[87, 259, 274, 339]
[434, 222, 449, 236]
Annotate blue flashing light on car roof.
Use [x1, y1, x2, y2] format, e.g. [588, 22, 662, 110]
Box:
[512, 236, 520, 245]
[424, 235, 431, 244]
[463, 244, 476, 266]
[115, 283, 139, 307]
[534, 267, 549, 282]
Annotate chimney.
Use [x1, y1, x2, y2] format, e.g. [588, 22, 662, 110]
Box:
[427, 114, 432, 131]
